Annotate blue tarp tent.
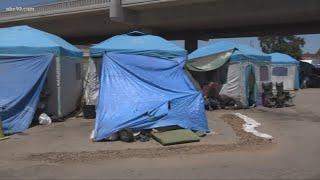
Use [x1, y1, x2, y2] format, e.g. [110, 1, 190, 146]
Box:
[90, 32, 208, 141]
[270, 53, 300, 90]
[0, 25, 82, 57]
[85, 31, 188, 105]
[0, 25, 83, 119]
[90, 31, 186, 59]
[187, 41, 271, 107]
[0, 54, 53, 134]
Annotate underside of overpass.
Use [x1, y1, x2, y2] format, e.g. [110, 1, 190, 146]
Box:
[0, 0, 320, 45]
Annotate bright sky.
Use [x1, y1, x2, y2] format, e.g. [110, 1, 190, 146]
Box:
[173, 34, 320, 54]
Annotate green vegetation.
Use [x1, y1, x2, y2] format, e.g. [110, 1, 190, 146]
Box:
[258, 35, 305, 59]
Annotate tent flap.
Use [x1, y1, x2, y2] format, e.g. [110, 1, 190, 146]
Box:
[186, 49, 234, 72]
[84, 58, 100, 105]
[0, 54, 53, 134]
[94, 52, 208, 141]
[188, 41, 271, 62]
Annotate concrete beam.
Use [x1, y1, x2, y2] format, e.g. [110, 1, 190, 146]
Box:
[4, 0, 319, 43]
[160, 20, 320, 40]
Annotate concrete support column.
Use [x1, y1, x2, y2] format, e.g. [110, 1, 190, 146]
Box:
[185, 39, 198, 53]
[110, 0, 124, 22]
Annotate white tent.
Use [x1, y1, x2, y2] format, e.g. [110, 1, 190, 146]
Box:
[187, 42, 272, 107]
[270, 53, 299, 90]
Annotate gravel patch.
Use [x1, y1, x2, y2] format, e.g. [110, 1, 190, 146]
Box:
[221, 114, 273, 145]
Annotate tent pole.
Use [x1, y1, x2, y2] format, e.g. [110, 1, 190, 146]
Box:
[56, 56, 62, 118]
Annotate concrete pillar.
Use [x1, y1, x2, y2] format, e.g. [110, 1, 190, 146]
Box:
[110, 0, 124, 22]
[185, 39, 198, 53]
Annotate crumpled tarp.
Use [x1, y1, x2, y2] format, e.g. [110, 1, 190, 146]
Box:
[186, 49, 234, 72]
[0, 54, 53, 134]
[188, 41, 271, 62]
[93, 52, 209, 141]
[83, 58, 100, 105]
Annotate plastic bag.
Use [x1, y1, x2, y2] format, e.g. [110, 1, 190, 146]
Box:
[38, 113, 52, 125]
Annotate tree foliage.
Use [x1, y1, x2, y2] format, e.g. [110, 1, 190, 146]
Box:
[258, 35, 305, 59]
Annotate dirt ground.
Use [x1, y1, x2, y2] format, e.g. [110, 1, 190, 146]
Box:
[0, 89, 320, 179]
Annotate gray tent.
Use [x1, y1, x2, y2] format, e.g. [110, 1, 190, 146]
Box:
[187, 42, 272, 107]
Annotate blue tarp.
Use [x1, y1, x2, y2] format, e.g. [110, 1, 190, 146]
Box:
[270, 53, 299, 64]
[189, 41, 271, 62]
[0, 54, 53, 134]
[0, 25, 82, 57]
[90, 31, 187, 59]
[94, 52, 208, 141]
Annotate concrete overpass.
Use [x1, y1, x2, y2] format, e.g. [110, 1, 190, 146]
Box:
[1, 0, 320, 51]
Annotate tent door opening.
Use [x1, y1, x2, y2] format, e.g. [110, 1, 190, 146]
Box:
[188, 64, 228, 98]
[245, 64, 256, 106]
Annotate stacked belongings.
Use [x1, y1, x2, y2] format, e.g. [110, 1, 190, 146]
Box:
[187, 41, 272, 109]
[89, 31, 209, 142]
[0, 25, 83, 134]
[275, 82, 294, 108]
[262, 82, 294, 108]
[262, 82, 276, 107]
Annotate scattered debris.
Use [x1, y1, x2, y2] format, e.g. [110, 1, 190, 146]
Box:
[90, 130, 95, 141]
[38, 113, 52, 125]
[108, 133, 120, 141]
[119, 128, 135, 143]
[233, 113, 273, 139]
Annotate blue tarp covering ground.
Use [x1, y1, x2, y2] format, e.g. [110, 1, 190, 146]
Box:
[189, 41, 271, 62]
[93, 52, 209, 141]
[0, 54, 53, 134]
[0, 25, 82, 57]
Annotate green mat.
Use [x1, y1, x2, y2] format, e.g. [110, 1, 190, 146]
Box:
[0, 119, 4, 139]
[151, 129, 200, 146]
[0, 119, 8, 141]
